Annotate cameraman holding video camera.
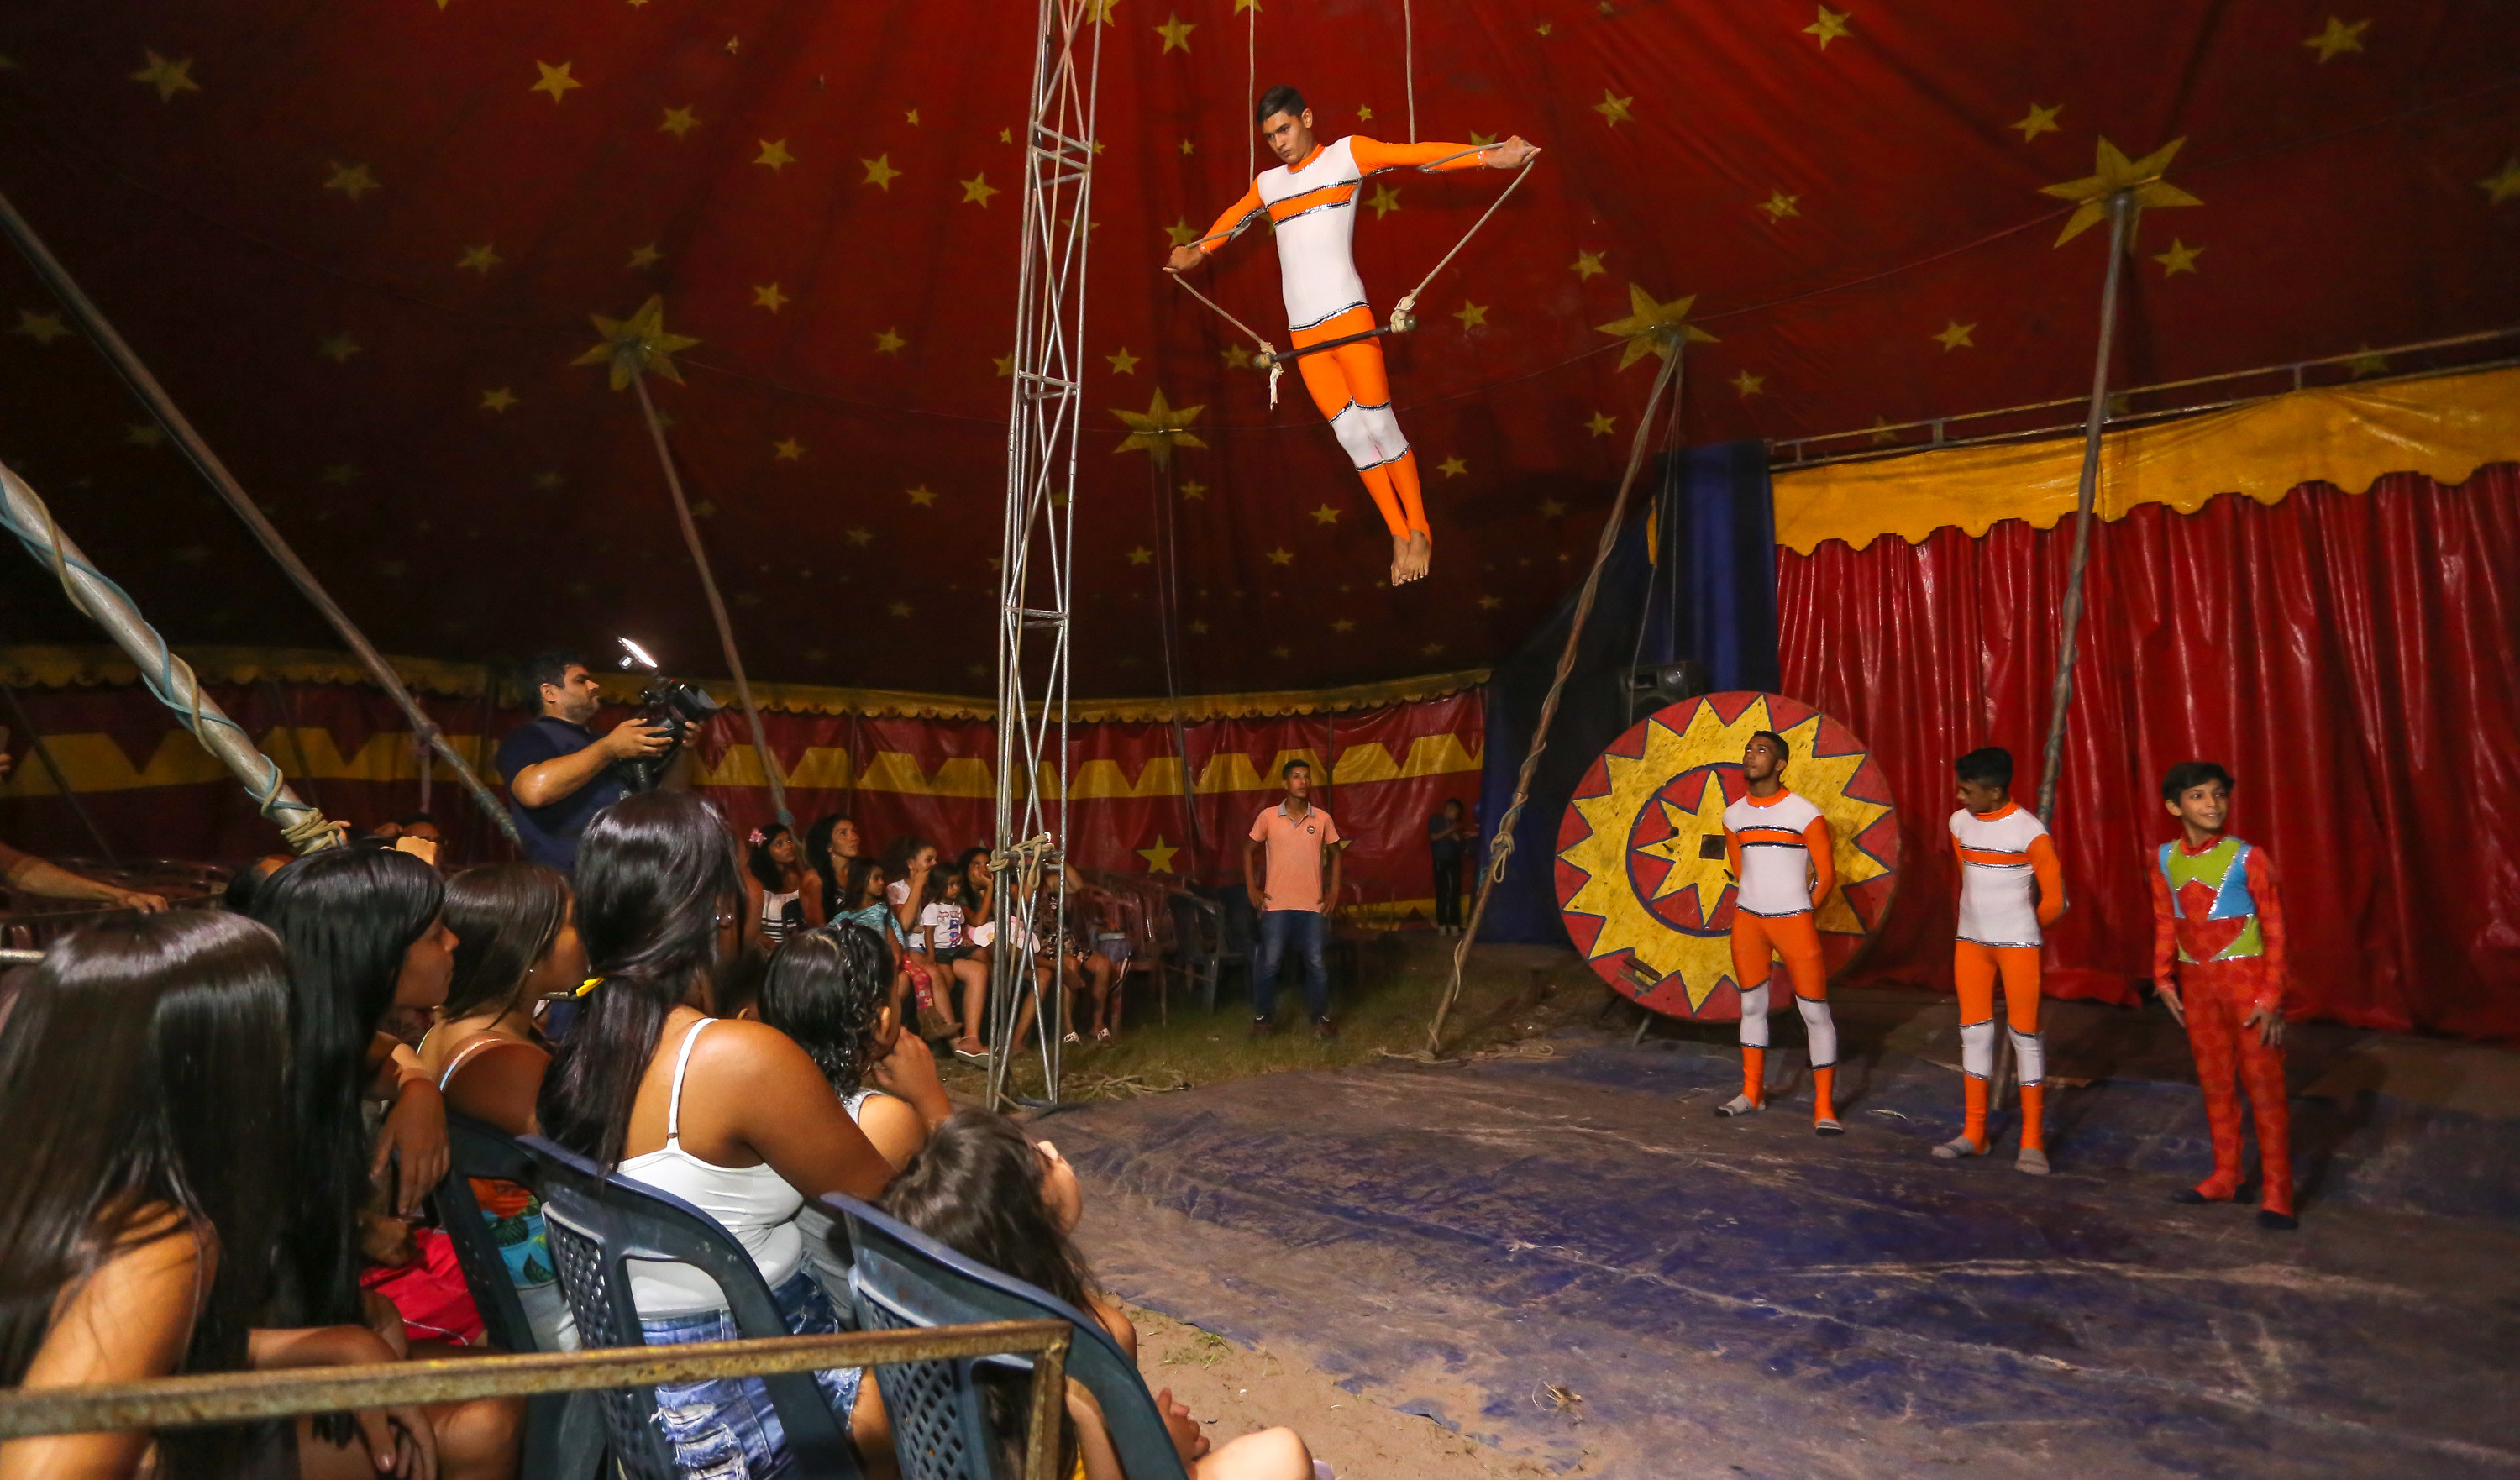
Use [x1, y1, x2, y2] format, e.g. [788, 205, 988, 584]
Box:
[496, 649, 671, 870]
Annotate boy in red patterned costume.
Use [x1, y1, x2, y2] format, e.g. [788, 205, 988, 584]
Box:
[2150, 761, 2297, 1231]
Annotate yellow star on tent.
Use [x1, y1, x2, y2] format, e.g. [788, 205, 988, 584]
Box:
[1757, 190, 1799, 221]
[1593, 91, 1633, 127]
[889, 601, 913, 618]
[125, 422, 166, 446]
[1331, 617, 1356, 632]
[906, 485, 937, 506]
[1421, 642, 1446, 657]
[1438, 456, 1467, 478]
[530, 60, 582, 102]
[1085, 0, 1118, 24]
[773, 437, 804, 461]
[1571, 249, 1605, 280]
[2302, 16, 2369, 63]
[960, 172, 1000, 207]
[994, 354, 1015, 375]
[1264, 547, 1294, 566]
[1220, 344, 1253, 370]
[2480, 158, 2520, 207]
[904, 107, 921, 126]
[1155, 13, 1194, 52]
[873, 328, 906, 354]
[1471, 131, 1499, 147]
[862, 155, 901, 190]
[478, 387, 517, 412]
[2040, 137, 2199, 245]
[530, 470, 564, 491]
[130, 51, 200, 102]
[846, 527, 874, 546]
[1536, 22, 1553, 36]
[1869, 415, 1898, 444]
[753, 282, 790, 312]
[1125, 546, 1153, 564]
[1933, 319, 1976, 350]
[572, 295, 700, 391]
[1585, 411, 1617, 437]
[755, 139, 795, 172]
[1539, 498, 1567, 518]
[1105, 346, 1140, 375]
[1112, 388, 1206, 468]
[2345, 344, 2387, 377]
[1477, 593, 1504, 610]
[1188, 619, 1210, 633]
[318, 332, 362, 364]
[1804, 5, 1851, 48]
[324, 162, 381, 201]
[1368, 184, 1402, 219]
[1000, 129, 1014, 144]
[659, 106, 700, 138]
[2153, 238, 2204, 276]
[457, 244, 501, 275]
[1137, 835, 1180, 873]
[1453, 302, 1488, 330]
[1595, 282, 1719, 370]
[320, 463, 361, 485]
[627, 243, 663, 270]
[1732, 370, 1765, 398]
[13, 310, 71, 345]
[1234, 0, 1259, 12]
[2011, 102, 2062, 142]
[1179, 138, 1196, 155]
[1179, 480, 1207, 500]
[1164, 218, 1200, 248]
[1309, 504, 1341, 525]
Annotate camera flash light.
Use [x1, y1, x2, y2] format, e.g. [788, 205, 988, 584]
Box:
[617, 637, 659, 671]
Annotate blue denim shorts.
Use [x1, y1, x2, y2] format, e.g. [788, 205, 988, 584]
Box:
[640, 1270, 863, 1478]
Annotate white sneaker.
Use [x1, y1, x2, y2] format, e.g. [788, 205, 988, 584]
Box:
[1931, 1133, 1986, 1160]
[2015, 1147, 2051, 1176]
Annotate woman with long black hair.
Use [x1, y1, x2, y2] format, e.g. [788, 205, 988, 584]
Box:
[743, 822, 824, 947]
[0, 911, 517, 1480]
[536, 790, 897, 1476]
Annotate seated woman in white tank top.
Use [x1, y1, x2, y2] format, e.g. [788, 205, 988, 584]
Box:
[537, 792, 896, 1477]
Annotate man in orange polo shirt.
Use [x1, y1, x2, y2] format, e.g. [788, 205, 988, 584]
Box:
[1244, 758, 1344, 1038]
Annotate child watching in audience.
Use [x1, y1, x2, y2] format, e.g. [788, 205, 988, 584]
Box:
[758, 924, 953, 1168]
[890, 837, 993, 1062]
[842, 857, 959, 1041]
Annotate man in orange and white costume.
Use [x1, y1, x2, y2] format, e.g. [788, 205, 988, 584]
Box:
[1167, 85, 1536, 586]
[1715, 729, 1842, 1134]
[1935, 747, 2067, 1174]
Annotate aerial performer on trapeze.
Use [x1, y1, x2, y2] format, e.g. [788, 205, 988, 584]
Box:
[1166, 85, 1538, 586]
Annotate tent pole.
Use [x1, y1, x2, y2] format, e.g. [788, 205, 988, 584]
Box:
[0, 681, 117, 863]
[0, 459, 335, 852]
[0, 187, 520, 850]
[628, 370, 790, 827]
[2035, 189, 2134, 827]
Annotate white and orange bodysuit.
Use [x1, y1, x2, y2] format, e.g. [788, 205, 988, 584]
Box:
[1195, 137, 1494, 548]
[1945, 803, 2066, 1162]
[1720, 788, 1840, 1127]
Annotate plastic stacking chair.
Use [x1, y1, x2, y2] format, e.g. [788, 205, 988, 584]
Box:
[822, 1191, 1191, 1480]
[521, 1135, 864, 1480]
[434, 1113, 603, 1480]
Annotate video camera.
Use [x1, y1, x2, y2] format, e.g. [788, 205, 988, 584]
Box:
[614, 638, 721, 792]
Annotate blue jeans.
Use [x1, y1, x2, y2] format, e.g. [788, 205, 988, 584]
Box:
[640, 1270, 861, 1478]
[1252, 908, 1330, 1021]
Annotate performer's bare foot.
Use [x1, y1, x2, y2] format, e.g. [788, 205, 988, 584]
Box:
[1389, 529, 1431, 585]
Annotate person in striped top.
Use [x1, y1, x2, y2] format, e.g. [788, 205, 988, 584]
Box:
[1715, 729, 1842, 1133]
[1934, 748, 2067, 1173]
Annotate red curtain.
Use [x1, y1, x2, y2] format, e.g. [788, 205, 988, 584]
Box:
[1779, 464, 2520, 1039]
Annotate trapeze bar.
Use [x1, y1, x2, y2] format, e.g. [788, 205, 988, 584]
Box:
[1266, 323, 1404, 367]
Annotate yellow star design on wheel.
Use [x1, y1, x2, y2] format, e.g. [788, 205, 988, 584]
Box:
[1585, 411, 1617, 437]
[14, 309, 71, 345]
[874, 328, 906, 354]
[906, 485, 937, 506]
[1454, 302, 1488, 330]
[1477, 593, 1504, 611]
[318, 333, 362, 364]
[1571, 249, 1605, 280]
[2302, 16, 2368, 63]
[130, 51, 201, 102]
[755, 139, 795, 172]
[2480, 158, 2520, 206]
[2040, 137, 2199, 245]
[531, 60, 582, 102]
[572, 295, 700, 391]
[1593, 91, 1634, 127]
[324, 162, 381, 201]
[2011, 102, 2062, 142]
[1264, 547, 1294, 566]
[1933, 320, 1976, 350]
[1137, 835, 1180, 873]
[1439, 456, 1467, 478]
[1112, 388, 1207, 467]
[457, 244, 501, 275]
[659, 106, 700, 138]
[1154, 13, 1195, 52]
[1105, 346, 1140, 375]
[862, 155, 901, 190]
[1310, 504, 1341, 525]
[1596, 283, 1719, 370]
[753, 282, 789, 312]
[479, 387, 518, 413]
[1368, 184, 1402, 219]
[1757, 190, 1799, 221]
[1164, 218, 1200, 248]
[773, 437, 804, 462]
[2153, 238, 2204, 276]
[1639, 793, 1732, 910]
[627, 243, 663, 270]
[1804, 5, 1851, 49]
[960, 172, 1000, 207]
[1731, 370, 1765, 398]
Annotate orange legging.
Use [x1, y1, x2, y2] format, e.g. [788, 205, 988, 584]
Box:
[1730, 910, 1825, 1001]
[1292, 306, 1428, 540]
[1953, 941, 2045, 1152]
[1954, 942, 2041, 1039]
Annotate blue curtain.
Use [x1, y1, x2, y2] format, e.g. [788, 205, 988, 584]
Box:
[1475, 439, 1778, 944]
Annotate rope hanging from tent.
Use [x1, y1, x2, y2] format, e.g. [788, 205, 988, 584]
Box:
[1424, 342, 1688, 1053]
[1166, 149, 1538, 408]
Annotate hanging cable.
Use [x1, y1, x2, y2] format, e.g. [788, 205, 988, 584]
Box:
[1247, 0, 1258, 177]
[1404, 0, 1416, 142]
